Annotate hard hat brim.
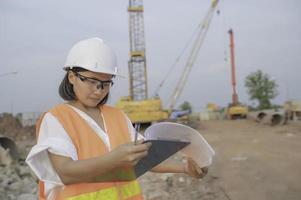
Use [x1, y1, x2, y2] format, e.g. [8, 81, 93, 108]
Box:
[63, 66, 126, 78]
[144, 122, 215, 168]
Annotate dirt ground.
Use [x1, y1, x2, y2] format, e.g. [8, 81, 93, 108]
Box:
[139, 120, 301, 200]
[1, 117, 301, 200]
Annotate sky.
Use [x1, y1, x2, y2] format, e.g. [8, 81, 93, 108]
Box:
[0, 0, 300, 114]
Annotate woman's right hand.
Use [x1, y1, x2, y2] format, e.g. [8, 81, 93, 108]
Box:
[110, 140, 152, 167]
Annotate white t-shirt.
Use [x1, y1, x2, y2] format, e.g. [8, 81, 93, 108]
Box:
[26, 105, 143, 200]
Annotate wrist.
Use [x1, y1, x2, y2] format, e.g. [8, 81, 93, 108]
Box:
[105, 150, 122, 169]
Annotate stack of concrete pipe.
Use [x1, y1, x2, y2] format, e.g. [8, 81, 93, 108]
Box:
[247, 109, 286, 126]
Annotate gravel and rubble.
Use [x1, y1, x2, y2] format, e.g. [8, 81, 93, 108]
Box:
[0, 149, 37, 200]
[0, 113, 37, 200]
[139, 171, 224, 200]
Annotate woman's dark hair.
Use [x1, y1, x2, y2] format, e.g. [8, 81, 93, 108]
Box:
[59, 67, 109, 106]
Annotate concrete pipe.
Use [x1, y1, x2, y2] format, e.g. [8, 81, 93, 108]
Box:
[257, 112, 267, 122]
[261, 112, 285, 126]
[247, 111, 267, 122]
[0, 135, 19, 160]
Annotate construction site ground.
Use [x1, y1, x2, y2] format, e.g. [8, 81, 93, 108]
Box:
[139, 119, 301, 200]
[1, 118, 301, 200]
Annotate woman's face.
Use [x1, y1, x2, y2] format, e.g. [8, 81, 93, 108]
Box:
[68, 70, 113, 107]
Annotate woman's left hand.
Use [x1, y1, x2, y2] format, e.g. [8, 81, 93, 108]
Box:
[184, 157, 208, 179]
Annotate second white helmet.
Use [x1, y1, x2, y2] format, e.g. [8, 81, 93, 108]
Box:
[64, 37, 121, 76]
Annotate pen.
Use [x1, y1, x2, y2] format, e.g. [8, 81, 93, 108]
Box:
[134, 123, 140, 145]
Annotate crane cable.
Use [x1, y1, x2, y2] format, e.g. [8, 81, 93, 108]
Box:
[221, 0, 229, 65]
[152, 21, 201, 97]
[153, 1, 223, 99]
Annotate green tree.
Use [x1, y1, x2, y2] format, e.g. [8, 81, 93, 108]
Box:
[245, 70, 278, 109]
[179, 101, 192, 113]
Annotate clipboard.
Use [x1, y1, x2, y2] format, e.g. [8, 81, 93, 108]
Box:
[134, 139, 190, 178]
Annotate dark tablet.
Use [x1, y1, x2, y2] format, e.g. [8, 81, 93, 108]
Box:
[134, 139, 190, 177]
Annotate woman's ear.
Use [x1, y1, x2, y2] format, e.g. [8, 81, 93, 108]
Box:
[68, 71, 76, 85]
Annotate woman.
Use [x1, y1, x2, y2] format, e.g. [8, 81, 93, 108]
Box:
[26, 37, 207, 200]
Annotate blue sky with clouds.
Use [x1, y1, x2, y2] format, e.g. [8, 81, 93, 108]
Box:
[1, 0, 300, 113]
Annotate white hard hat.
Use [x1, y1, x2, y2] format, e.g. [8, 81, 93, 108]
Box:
[64, 37, 121, 76]
[144, 122, 215, 168]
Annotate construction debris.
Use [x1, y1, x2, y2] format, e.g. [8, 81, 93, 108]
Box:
[0, 113, 37, 200]
[0, 145, 13, 166]
[0, 113, 35, 141]
[0, 159, 37, 200]
[0, 136, 19, 161]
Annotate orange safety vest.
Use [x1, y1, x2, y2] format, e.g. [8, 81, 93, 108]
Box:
[35, 104, 143, 200]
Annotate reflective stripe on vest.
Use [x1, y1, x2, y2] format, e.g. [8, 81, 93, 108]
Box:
[67, 181, 141, 200]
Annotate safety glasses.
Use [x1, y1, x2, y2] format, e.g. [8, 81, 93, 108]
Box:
[73, 71, 114, 90]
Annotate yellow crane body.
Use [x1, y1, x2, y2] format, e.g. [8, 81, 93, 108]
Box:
[226, 105, 248, 119]
[117, 0, 220, 123]
[116, 97, 168, 123]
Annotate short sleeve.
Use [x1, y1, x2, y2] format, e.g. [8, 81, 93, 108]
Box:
[26, 112, 78, 185]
